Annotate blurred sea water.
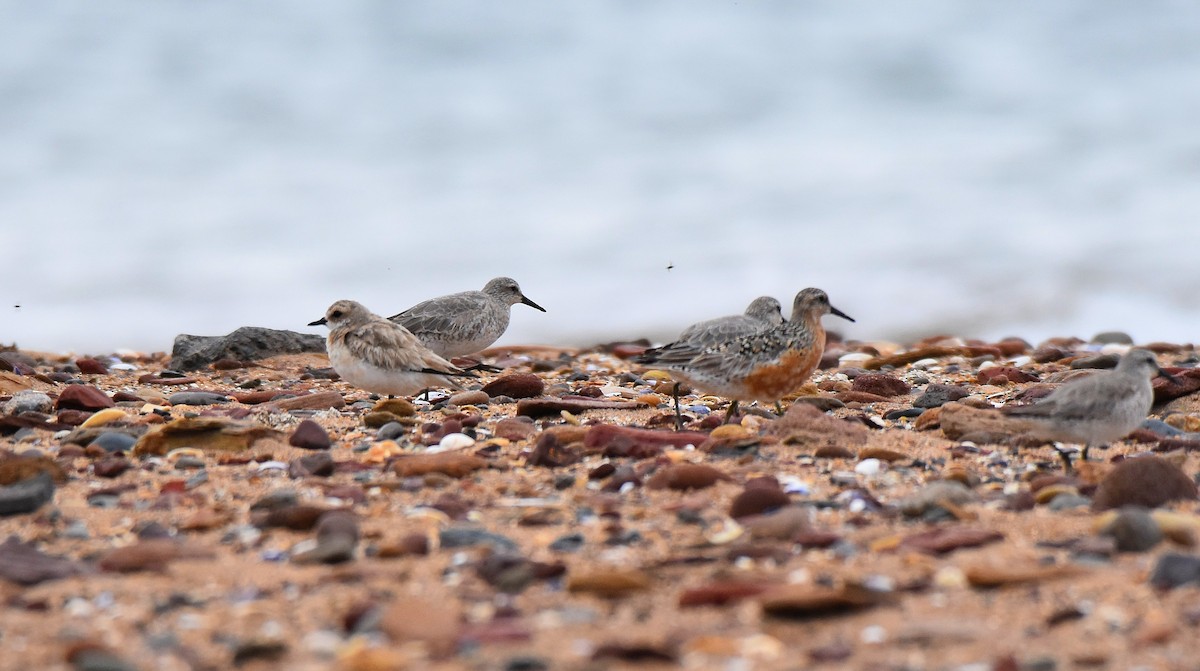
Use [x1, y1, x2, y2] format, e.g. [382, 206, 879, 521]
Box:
[4, 1, 1200, 353]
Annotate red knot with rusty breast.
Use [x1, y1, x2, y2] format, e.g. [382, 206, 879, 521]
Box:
[635, 288, 854, 429]
[1001, 348, 1175, 470]
[387, 277, 546, 361]
[309, 299, 472, 398]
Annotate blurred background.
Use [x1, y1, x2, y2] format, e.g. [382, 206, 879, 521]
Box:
[3, 1, 1200, 354]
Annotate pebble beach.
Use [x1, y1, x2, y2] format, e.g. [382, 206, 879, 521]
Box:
[4, 329, 1200, 670]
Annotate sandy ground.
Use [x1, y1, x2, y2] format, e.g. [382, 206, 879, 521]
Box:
[3, 337, 1200, 671]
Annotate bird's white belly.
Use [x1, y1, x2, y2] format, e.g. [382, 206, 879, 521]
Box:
[330, 351, 436, 396]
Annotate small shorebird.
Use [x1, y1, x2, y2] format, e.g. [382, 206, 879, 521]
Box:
[388, 277, 546, 359]
[1002, 348, 1175, 469]
[676, 295, 786, 345]
[309, 300, 470, 397]
[635, 288, 854, 428]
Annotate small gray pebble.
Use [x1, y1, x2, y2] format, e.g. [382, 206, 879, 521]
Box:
[1047, 494, 1092, 511]
[1100, 506, 1163, 552]
[549, 533, 585, 553]
[553, 473, 576, 490]
[376, 422, 406, 441]
[90, 432, 137, 453]
[88, 495, 121, 509]
[174, 456, 207, 470]
[504, 656, 550, 671]
[62, 520, 91, 539]
[913, 384, 970, 409]
[440, 526, 518, 552]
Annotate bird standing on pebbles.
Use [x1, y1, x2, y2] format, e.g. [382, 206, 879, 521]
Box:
[309, 300, 470, 398]
[1002, 348, 1175, 470]
[635, 288, 854, 429]
[676, 295, 786, 346]
[388, 277, 546, 359]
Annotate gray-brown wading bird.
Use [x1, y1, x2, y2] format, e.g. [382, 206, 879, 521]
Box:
[309, 299, 472, 398]
[388, 276, 546, 360]
[635, 288, 854, 429]
[1001, 348, 1176, 470]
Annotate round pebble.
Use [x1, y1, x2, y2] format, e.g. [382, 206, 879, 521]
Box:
[437, 432, 477, 451]
[374, 422, 406, 441]
[89, 432, 137, 453]
[854, 459, 883, 476]
[1100, 507, 1163, 553]
[4, 391, 53, 415]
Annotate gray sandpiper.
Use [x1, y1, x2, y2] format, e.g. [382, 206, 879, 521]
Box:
[388, 277, 546, 359]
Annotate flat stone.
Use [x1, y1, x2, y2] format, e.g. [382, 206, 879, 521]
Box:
[0, 472, 55, 516]
[4, 391, 53, 415]
[0, 535, 86, 585]
[584, 424, 709, 458]
[271, 391, 346, 412]
[913, 384, 970, 408]
[133, 417, 284, 456]
[56, 385, 114, 411]
[440, 526, 518, 552]
[170, 327, 326, 371]
[167, 391, 230, 406]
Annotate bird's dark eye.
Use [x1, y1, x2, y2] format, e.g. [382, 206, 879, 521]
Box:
[331, 310, 343, 319]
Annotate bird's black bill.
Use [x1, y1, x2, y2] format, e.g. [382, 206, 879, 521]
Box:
[830, 305, 855, 323]
[521, 295, 547, 312]
[308, 318, 327, 326]
[1158, 367, 1182, 385]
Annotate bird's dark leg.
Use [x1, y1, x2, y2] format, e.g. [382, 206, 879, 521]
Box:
[775, 401, 784, 416]
[1081, 443, 1105, 463]
[723, 400, 740, 425]
[417, 389, 431, 402]
[672, 383, 683, 432]
[1052, 443, 1074, 472]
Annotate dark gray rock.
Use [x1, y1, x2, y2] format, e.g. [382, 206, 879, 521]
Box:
[440, 525, 518, 552]
[4, 391, 53, 415]
[549, 532, 585, 553]
[913, 384, 970, 408]
[0, 471, 55, 516]
[1047, 493, 1092, 511]
[90, 432, 138, 453]
[376, 422, 406, 441]
[169, 327, 326, 371]
[1150, 552, 1200, 590]
[1099, 506, 1163, 552]
[1071, 353, 1120, 370]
